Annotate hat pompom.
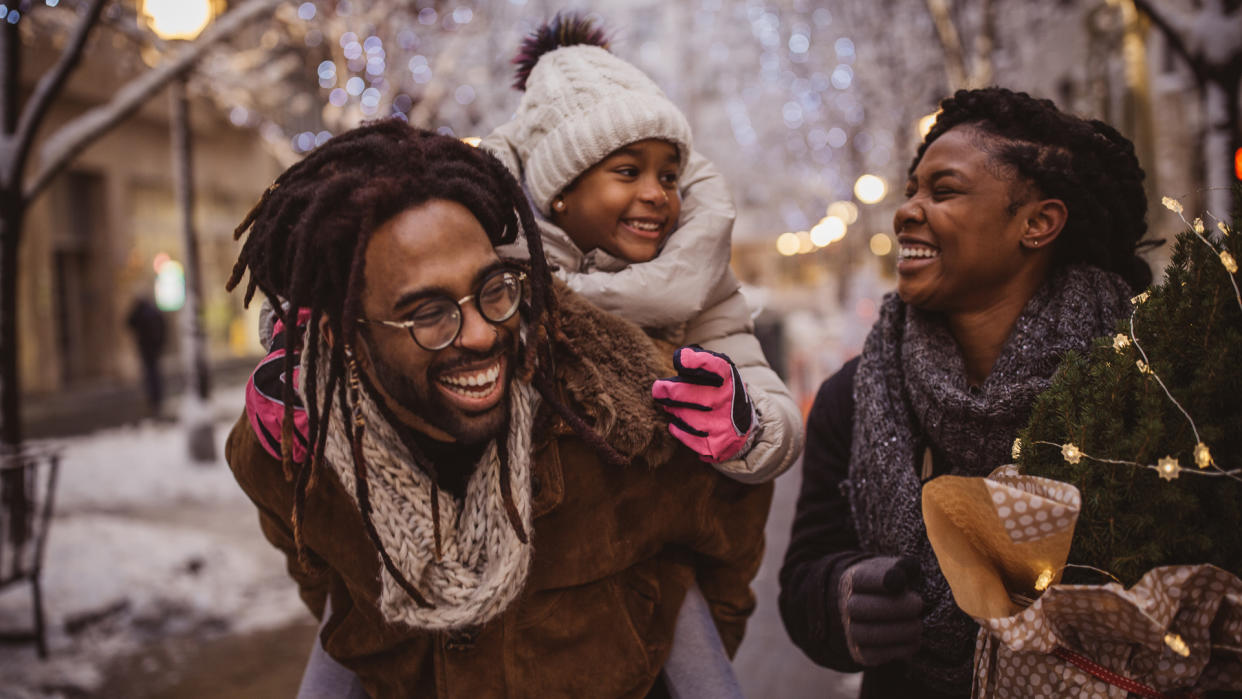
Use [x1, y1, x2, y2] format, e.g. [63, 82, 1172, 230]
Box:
[512, 13, 610, 91]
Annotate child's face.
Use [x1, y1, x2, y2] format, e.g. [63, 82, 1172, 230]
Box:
[551, 139, 681, 263]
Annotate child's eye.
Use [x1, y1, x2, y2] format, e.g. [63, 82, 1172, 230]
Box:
[615, 166, 639, 177]
[660, 172, 679, 186]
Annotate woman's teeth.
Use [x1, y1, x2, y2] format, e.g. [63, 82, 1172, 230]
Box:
[439, 362, 500, 394]
[899, 246, 940, 260]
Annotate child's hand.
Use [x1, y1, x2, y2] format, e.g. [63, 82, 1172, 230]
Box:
[652, 346, 757, 463]
[246, 308, 311, 462]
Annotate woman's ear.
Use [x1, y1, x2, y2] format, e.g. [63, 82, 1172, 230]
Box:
[1021, 198, 1068, 250]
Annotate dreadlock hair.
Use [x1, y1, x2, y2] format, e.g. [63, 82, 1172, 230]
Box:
[227, 118, 626, 608]
[912, 87, 1158, 291]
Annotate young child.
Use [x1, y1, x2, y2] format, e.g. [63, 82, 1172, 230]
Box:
[244, 15, 801, 485]
[482, 15, 802, 483]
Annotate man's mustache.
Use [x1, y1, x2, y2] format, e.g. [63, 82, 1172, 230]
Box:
[428, 334, 516, 376]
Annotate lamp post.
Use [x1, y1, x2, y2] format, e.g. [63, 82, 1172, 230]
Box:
[141, 0, 218, 462]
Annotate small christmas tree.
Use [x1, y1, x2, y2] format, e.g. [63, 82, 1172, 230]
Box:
[1018, 206, 1242, 586]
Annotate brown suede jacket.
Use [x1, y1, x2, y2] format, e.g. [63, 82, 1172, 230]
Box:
[225, 283, 774, 698]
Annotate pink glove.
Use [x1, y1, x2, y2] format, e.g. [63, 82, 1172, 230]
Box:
[245, 308, 310, 462]
[652, 345, 757, 463]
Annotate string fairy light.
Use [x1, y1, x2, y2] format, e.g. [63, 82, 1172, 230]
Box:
[1024, 562, 1196, 657]
[1024, 439, 1241, 483]
[1162, 196, 1241, 311]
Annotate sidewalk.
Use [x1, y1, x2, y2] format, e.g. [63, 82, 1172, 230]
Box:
[21, 357, 259, 439]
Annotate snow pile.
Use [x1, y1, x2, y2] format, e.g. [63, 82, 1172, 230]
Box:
[0, 386, 308, 697]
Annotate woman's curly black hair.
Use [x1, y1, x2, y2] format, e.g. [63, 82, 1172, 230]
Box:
[227, 119, 624, 608]
[913, 87, 1158, 290]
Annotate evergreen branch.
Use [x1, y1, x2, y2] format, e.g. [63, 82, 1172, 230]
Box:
[1128, 304, 1202, 445]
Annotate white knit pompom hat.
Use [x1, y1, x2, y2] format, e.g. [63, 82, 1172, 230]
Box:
[512, 43, 692, 217]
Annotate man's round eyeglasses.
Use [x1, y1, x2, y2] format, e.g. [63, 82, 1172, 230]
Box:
[360, 269, 526, 351]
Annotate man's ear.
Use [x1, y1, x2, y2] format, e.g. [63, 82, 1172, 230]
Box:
[1022, 198, 1068, 250]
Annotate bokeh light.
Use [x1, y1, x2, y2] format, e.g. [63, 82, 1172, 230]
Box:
[869, 233, 893, 256]
[855, 174, 888, 204]
[810, 216, 846, 246]
[918, 111, 940, 140]
[826, 201, 858, 224]
[776, 232, 800, 256]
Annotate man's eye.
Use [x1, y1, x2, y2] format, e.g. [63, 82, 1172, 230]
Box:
[411, 303, 453, 326]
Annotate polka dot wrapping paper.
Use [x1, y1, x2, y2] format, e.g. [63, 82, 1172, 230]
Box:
[923, 465, 1242, 696]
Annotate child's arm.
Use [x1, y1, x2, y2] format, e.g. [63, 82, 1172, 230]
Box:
[656, 284, 804, 484]
[564, 150, 737, 327]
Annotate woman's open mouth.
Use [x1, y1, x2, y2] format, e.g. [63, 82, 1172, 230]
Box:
[897, 243, 940, 272]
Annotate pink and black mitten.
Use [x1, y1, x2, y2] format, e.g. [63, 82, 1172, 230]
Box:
[651, 345, 757, 463]
[245, 308, 310, 462]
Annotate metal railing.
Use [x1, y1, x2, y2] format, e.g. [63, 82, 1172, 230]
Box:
[0, 445, 62, 658]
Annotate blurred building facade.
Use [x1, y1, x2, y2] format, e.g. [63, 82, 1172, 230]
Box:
[18, 33, 280, 398]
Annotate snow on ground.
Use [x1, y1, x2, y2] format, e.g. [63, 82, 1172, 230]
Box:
[0, 385, 307, 698]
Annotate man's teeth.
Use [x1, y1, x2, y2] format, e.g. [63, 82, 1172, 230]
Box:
[439, 363, 500, 389]
[625, 219, 661, 232]
[900, 246, 940, 259]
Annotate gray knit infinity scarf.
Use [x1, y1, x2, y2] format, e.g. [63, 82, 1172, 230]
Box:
[846, 264, 1133, 692]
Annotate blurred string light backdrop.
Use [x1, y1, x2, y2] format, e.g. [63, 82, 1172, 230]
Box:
[130, 0, 1081, 245]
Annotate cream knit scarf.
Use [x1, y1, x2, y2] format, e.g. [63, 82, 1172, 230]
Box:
[303, 342, 540, 631]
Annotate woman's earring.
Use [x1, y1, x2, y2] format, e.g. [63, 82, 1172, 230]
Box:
[552, 198, 566, 212]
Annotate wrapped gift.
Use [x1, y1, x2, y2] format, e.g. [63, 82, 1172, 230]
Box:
[924, 465, 1242, 697]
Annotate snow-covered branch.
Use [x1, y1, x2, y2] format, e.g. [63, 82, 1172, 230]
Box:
[26, 0, 285, 204]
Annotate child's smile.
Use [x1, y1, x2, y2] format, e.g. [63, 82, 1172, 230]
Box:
[552, 138, 682, 263]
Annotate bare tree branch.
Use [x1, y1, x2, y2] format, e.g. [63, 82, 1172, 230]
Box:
[1132, 0, 1204, 82]
[8, 0, 107, 187]
[971, 0, 995, 88]
[25, 0, 285, 203]
[925, 0, 969, 91]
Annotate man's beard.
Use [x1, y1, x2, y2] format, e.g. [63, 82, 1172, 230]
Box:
[369, 328, 518, 445]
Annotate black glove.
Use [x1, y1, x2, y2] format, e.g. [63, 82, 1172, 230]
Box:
[837, 556, 923, 666]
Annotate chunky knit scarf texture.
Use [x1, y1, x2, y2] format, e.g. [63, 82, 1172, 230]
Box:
[304, 345, 540, 631]
[846, 264, 1133, 692]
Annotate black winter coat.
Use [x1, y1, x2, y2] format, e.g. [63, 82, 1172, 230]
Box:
[778, 358, 965, 699]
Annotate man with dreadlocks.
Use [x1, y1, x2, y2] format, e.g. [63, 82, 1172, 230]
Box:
[224, 119, 772, 697]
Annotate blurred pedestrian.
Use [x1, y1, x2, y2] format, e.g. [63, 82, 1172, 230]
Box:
[779, 87, 1155, 698]
[126, 295, 167, 418]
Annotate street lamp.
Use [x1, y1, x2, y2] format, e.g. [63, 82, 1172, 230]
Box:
[141, 0, 219, 462]
[140, 0, 215, 40]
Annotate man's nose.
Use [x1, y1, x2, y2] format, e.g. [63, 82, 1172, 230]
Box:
[455, 302, 496, 351]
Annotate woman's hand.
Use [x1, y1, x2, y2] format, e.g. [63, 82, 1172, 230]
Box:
[652, 345, 757, 463]
[837, 556, 923, 666]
